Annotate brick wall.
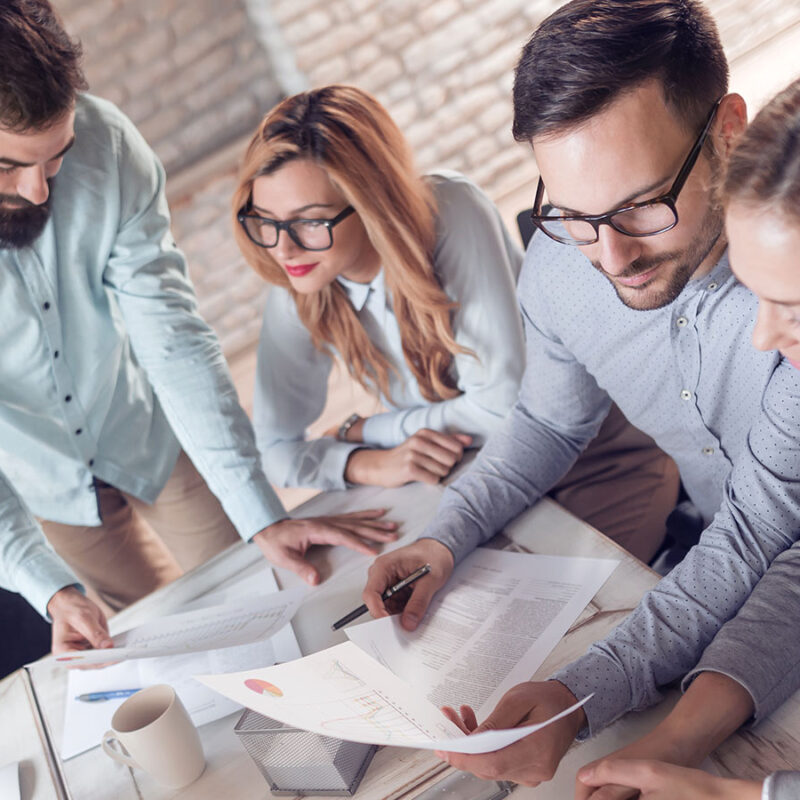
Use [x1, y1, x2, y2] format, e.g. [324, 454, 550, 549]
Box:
[55, 0, 283, 176]
[269, 0, 800, 208]
[52, 0, 800, 360]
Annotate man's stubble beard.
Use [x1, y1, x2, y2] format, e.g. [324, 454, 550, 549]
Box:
[592, 165, 726, 312]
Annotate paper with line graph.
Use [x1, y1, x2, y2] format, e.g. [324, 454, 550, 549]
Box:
[196, 641, 590, 753]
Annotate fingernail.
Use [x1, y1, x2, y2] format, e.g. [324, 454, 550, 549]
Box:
[577, 766, 593, 781]
[402, 613, 418, 630]
[306, 572, 319, 585]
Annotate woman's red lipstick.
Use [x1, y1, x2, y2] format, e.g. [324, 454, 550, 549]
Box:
[285, 262, 319, 277]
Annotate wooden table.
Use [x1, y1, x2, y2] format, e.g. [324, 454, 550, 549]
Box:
[2, 477, 796, 799]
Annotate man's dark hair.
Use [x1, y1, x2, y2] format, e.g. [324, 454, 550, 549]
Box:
[0, 0, 87, 132]
[512, 0, 728, 142]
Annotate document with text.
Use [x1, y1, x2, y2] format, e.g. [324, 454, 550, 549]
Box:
[60, 567, 302, 758]
[197, 640, 591, 754]
[346, 549, 618, 717]
[53, 584, 308, 665]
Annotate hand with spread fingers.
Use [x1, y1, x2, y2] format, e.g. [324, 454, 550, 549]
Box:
[361, 538, 454, 629]
[253, 509, 399, 585]
[345, 429, 473, 487]
[576, 759, 761, 800]
[434, 680, 586, 786]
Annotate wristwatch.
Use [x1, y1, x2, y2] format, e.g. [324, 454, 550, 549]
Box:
[337, 413, 361, 442]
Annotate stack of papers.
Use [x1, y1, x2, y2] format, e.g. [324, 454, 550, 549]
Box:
[60, 569, 303, 760]
[198, 549, 617, 753]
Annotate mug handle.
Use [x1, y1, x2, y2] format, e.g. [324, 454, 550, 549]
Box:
[102, 731, 140, 769]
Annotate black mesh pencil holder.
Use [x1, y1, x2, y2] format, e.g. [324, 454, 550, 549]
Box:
[234, 708, 378, 796]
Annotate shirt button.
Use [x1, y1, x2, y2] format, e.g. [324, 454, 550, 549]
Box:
[702, 447, 714, 456]
[54, 350, 60, 358]
[676, 316, 688, 327]
[707, 282, 718, 291]
[65, 395, 72, 402]
[680, 389, 692, 401]
[75, 428, 82, 435]
[42, 301, 51, 311]
[88, 458, 94, 467]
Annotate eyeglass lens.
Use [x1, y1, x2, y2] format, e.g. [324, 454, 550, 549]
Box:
[243, 217, 333, 250]
[540, 202, 677, 244]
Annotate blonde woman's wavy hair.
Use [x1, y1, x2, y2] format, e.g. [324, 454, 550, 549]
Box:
[233, 85, 469, 403]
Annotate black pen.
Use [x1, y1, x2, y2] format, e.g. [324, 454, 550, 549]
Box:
[331, 564, 432, 631]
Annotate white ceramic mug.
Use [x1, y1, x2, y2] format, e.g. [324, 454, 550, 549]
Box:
[101, 684, 205, 788]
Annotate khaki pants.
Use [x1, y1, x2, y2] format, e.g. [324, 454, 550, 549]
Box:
[41, 451, 240, 614]
[550, 404, 680, 563]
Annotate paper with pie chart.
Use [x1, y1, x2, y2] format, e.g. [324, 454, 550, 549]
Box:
[196, 641, 591, 753]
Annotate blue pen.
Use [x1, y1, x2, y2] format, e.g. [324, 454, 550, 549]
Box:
[75, 688, 142, 702]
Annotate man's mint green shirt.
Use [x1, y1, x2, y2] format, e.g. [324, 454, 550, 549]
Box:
[0, 94, 286, 617]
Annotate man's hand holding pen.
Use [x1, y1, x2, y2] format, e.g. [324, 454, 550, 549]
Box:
[362, 539, 455, 630]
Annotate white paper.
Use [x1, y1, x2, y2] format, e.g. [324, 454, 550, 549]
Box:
[0, 762, 20, 800]
[54, 584, 307, 665]
[347, 550, 618, 717]
[60, 569, 302, 759]
[196, 641, 591, 754]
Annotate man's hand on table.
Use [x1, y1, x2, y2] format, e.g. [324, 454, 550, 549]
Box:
[48, 586, 113, 655]
[435, 680, 586, 786]
[362, 538, 454, 629]
[576, 759, 761, 800]
[253, 510, 399, 586]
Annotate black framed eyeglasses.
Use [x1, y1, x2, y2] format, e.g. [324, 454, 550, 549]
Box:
[530, 99, 722, 246]
[237, 205, 356, 251]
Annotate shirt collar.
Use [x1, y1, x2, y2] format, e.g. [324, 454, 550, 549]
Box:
[336, 268, 384, 312]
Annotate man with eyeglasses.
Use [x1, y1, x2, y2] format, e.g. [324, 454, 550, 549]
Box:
[362, 0, 800, 787]
[0, 0, 399, 659]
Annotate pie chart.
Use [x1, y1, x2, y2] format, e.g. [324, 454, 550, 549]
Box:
[244, 678, 283, 697]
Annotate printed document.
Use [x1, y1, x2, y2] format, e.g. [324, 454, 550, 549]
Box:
[197, 641, 590, 753]
[346, 549, 618, 716]
[53, 584, 307, 665]
[60, 568, 301, 759]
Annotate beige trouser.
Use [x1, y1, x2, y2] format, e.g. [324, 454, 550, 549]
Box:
[549, 403, 680, 563]
[41, 451, 240, 614]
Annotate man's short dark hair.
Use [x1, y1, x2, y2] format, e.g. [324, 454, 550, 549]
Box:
[512, 0, 729, 142]
[0, 0, 87, 132]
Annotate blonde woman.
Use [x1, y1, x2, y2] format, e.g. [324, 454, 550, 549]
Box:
[234, 86, 677, 559]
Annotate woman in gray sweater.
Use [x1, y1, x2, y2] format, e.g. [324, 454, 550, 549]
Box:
[576, 76, 800, 800]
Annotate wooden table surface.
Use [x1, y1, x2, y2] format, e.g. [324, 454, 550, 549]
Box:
[2, 477, 797, 799]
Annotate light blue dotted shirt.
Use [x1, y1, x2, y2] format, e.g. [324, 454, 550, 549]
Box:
[423, 230, 800, 735]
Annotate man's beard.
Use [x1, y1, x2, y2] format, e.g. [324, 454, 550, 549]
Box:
[0, 194, 50, 248]
[592, 200, 725, 311]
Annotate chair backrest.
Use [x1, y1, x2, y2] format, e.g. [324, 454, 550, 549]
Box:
[516, 204, 554, 249]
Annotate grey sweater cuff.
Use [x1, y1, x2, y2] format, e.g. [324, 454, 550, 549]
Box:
[551, 651, 634, 739]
